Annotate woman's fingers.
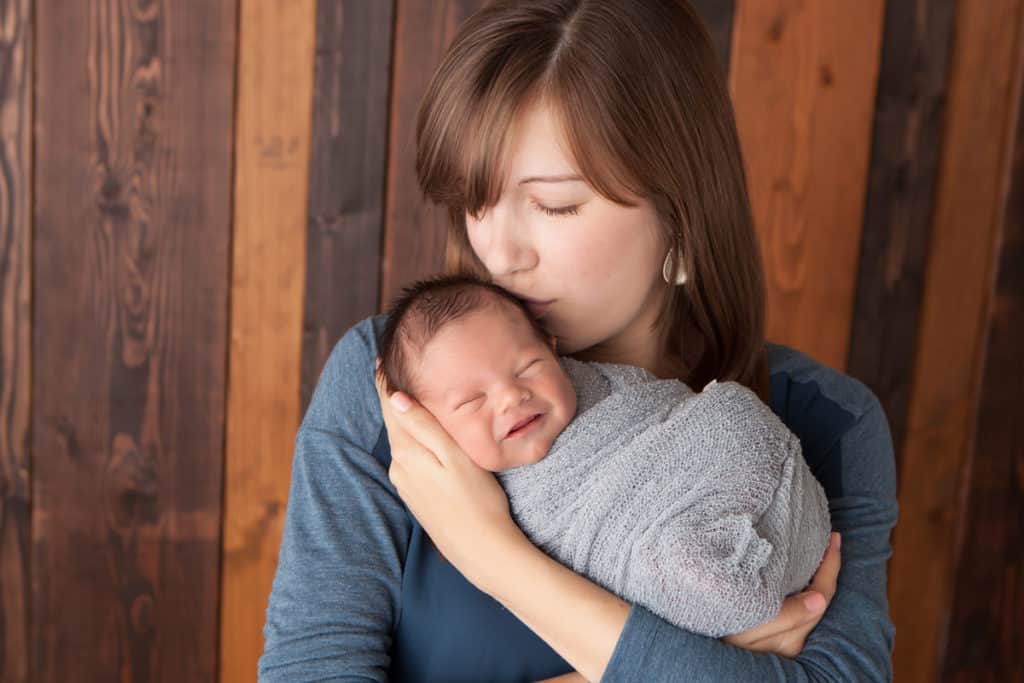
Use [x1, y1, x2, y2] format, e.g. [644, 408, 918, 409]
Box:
[809, 531, 842, 602]
[374, 358, 457, 469]
[721, 532, 841, 656]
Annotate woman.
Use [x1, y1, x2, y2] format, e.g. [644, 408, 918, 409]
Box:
[259, 1, 897, 681]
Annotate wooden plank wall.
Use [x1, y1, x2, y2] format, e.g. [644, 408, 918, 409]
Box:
[0, 1, 1021, 681]
[31, 2, 236, 683]
[0, 1, 31, 681]
[220, 2, 315, 682]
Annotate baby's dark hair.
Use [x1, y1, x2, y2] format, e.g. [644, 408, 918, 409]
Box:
[376, 274, 550, 397]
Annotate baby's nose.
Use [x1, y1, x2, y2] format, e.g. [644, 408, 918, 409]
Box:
[500, 385, 532, 412]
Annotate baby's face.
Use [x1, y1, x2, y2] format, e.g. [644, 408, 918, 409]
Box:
[413, 303, 577, 472]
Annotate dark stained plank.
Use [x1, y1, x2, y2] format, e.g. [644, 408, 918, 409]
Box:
[381, 0, 490, 310]
[846, 0, 956, 468]
[889, 2, 1024, 681]
[729, 0, 886, 370]
[301, 0, 395, 408]
[690, 0, 735, 73]
[221, 2, 316, 682]
[943, 35, 1024, 681]
[0, 1, 32, 681]
[32, 2, 236, 681]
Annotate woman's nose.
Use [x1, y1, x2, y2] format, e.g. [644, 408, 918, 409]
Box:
[469, 207, 537, 277]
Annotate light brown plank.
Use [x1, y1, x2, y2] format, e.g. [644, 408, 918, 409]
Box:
[889, 2, 1024, 681]
[0, 1, 32, 681]
[729, 0, 885, 369]
[32, 1, 236, 680]
[221, 1, 315, 681]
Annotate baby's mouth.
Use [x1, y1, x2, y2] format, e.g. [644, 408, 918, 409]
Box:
[506, 413, 542, 438]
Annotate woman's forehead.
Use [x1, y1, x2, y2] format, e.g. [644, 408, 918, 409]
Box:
[504, 102, 578, 177]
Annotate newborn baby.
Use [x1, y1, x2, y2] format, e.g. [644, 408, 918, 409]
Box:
[376, 274, 831, 637]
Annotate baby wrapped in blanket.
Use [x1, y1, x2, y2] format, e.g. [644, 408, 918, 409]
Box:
[377, 275, 831, 637]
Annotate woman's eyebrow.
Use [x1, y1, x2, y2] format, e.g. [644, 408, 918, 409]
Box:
[517, 174, 584, 185]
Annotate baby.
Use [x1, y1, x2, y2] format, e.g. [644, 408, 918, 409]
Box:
[377, 274, 831, 638]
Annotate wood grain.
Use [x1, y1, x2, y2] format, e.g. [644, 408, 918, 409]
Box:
[729, 0, 885, 370]
[381, 0, 489, 309]
[0, 1, 31, 681]
[32, 1, 236, 680]
[846, 0, 956, 467]
[221, 2, 315, 682]
[301, 0, 395, 409]
[889, 2, 1024, 681]
[942, 17, 1024, 681]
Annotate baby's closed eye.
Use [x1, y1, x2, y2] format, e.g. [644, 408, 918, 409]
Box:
[455, 395, 485, 412]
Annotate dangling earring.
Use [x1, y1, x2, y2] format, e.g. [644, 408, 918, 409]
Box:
[662, 249, 688, 285]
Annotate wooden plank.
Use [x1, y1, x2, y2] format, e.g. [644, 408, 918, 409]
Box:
[888, 2, 1024, 681]
[846, 0, 956, 466]
[381, 0, 489, 310]
[301, 0, 395, 408]
[0, 1, 32, 681]
[221, 2, 315, 682]
[728, 0, 885, 370]
[32, 2, 236, 681]
[943, 19, 1024, 681]
[690, 0, 735, 73]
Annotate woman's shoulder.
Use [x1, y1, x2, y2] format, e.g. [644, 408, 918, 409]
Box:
[300, 314, 390, 440]
[766, 342, 880, 420]
[765, 342, 892, 490]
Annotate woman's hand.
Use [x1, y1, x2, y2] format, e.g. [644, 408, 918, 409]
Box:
[374, 362, 527, 592]
[722, 531, 842, 658]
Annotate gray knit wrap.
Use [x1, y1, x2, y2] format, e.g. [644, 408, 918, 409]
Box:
[495, 357, 831, 637]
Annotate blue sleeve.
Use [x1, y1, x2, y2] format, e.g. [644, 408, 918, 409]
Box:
[601, 362, 899, 682]
[258, 317, 409, 682]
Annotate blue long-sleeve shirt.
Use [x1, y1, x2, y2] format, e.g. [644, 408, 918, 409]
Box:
[259, 315, 898, 682]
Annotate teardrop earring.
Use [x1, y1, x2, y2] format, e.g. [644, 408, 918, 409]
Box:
[662, 249, 688, 285]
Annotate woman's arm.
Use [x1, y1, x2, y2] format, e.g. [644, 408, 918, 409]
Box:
[259, 318, 408, 682]
[379, 360, 896, 681]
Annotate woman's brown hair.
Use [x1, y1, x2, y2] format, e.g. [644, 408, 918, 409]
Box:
[415, 0, 770, 401]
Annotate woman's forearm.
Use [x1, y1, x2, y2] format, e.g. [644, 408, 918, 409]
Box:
[489, 539, 631, 682]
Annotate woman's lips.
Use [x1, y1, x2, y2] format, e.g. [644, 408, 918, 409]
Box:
[524, 301, 552, 318]
[506, 413, 543, 439]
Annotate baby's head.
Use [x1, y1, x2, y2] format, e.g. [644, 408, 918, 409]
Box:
[377, 275, 577, 472]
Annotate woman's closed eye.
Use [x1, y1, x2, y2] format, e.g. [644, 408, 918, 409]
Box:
[531, 200, 579, 217]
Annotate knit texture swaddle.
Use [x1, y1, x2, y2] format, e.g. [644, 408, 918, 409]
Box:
[496, 358, 831, 637]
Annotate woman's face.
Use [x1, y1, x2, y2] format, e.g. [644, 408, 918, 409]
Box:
[465, 100, 668, 367]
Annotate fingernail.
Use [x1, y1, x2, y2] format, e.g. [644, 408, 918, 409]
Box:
[390, 392, 412, 413]
[833, 532, 842, 550]
[803, 593, 826, 613]
[375, 357, 381, 369]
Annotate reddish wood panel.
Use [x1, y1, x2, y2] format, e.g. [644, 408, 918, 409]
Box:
[943, 25, 1024, 681]
[32, 2, 236, 681]
[889, 2, 1024, 681]
[729, 0, 885, 370]
[381, 0, 490, 309]
[846, 0, 956, 467]
[301, 0, 395, 407]
[0, 1, 32, 681]
[221, 2, 316, 682]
